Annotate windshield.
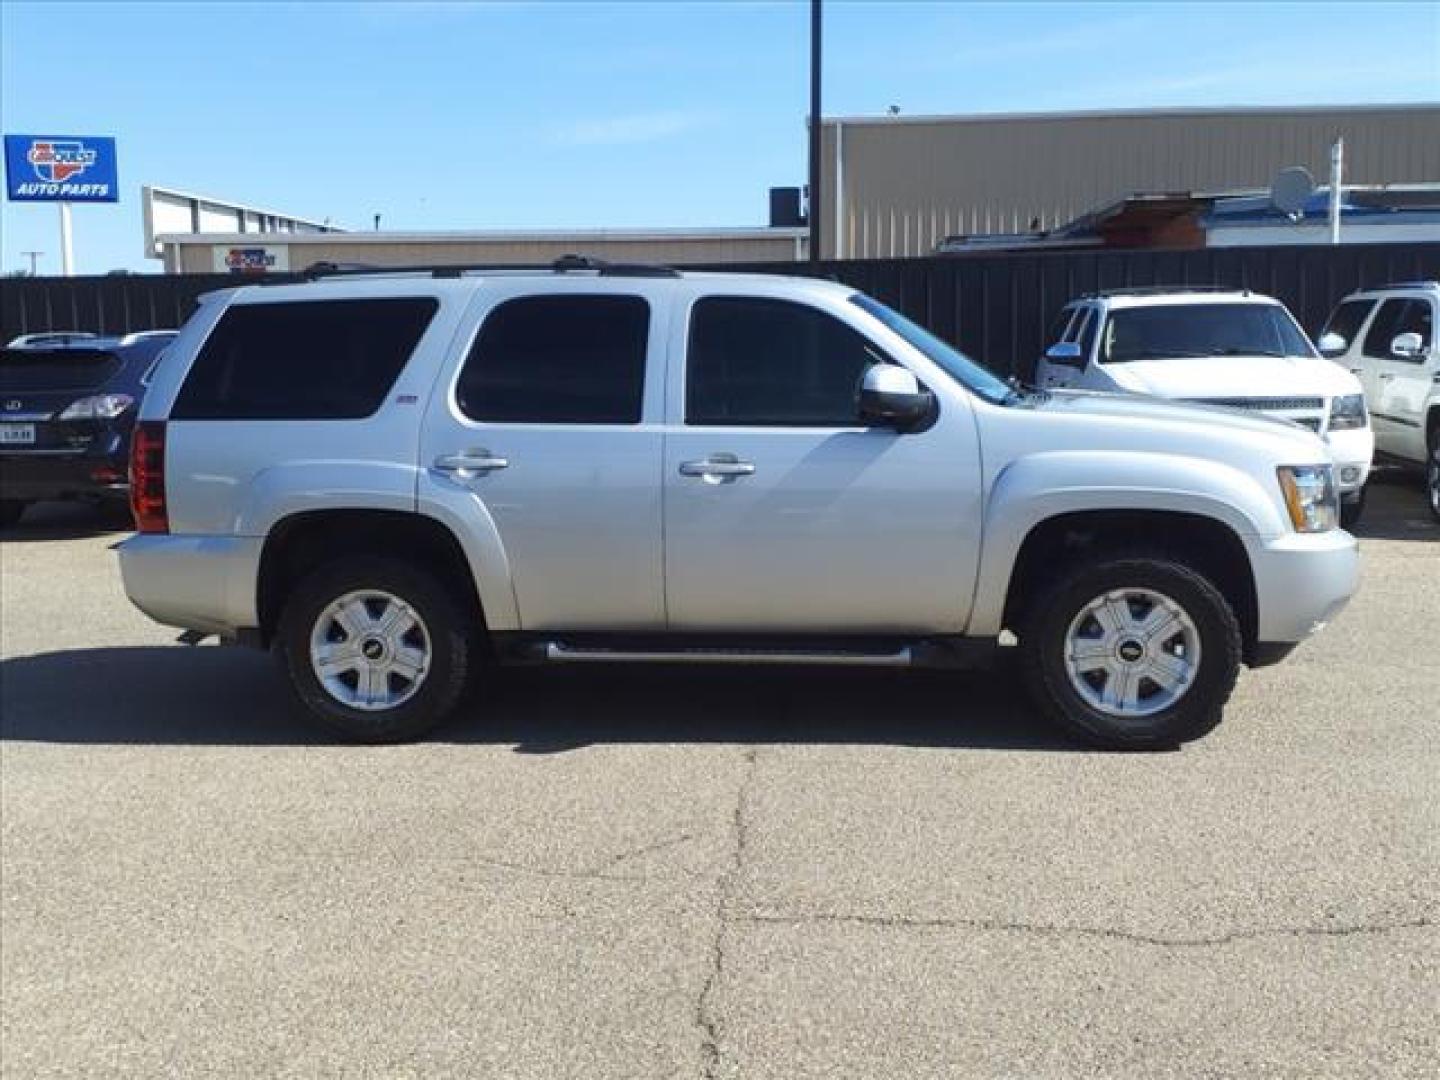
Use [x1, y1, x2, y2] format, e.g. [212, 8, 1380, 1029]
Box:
[1101, 303, 1316, 363]
[849, 293, 1013, 404]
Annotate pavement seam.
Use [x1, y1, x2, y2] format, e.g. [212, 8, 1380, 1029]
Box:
[735, 911, 1436, 948]
[696, 746, 758, 1080]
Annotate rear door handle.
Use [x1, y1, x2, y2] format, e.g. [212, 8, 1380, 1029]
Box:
[679, 457, 756, 482]
[1378, 373, 1395, 381]
[434, 450, 509, 477]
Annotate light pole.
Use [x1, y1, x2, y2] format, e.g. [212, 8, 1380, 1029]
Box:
[808, 0, 822, 264]
[21, 250, 43, 276]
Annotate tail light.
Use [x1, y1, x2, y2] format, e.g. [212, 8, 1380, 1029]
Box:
[129, 421, 168, 533]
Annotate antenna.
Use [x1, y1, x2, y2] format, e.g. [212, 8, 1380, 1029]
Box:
[1270, 166, 1315, 220]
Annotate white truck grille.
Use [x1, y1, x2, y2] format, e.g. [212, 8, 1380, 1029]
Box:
[1185, 396, 1326, 433]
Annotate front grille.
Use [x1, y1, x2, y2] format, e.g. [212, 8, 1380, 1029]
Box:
[1188, 396, 1325, 412]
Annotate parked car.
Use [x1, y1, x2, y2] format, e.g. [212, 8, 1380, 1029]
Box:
[0, 330, 177, 526]
[1316, 280, 1439, 521]
[116, 261, 1357, 749]
[1035, 288, 1374, 528]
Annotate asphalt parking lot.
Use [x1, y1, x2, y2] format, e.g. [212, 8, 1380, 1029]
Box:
[2, 472, 1436, 1079]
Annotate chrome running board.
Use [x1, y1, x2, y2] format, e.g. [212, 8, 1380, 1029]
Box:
[542, 642, 914, 667]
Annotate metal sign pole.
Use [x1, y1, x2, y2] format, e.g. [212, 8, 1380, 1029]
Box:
[58, 201, 74, 276]
[1328, 137, 1343, 246]
[808, 0, 822, 264]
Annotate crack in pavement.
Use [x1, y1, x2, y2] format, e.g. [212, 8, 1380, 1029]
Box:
[463, 832, 698, 884]
[736, 910, 1436, 948]
[696, 747, 758, 1080]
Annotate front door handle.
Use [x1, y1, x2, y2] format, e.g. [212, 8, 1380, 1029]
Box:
[1378, 373, 1395, 381]
[679, 457, 756, 483]
[434, 450, 509, 477]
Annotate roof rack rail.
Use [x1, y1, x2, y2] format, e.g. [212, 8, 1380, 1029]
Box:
[296, 254, 681, 282]
[1081, 284, 1250, 299]
[1368, 280, 1439, 290]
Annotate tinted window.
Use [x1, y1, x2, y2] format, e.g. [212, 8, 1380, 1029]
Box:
[457, 295, 648, 424]
[1100, 303, 1314, 363]
[1047, 307, 1076, 345]
[1362, 298, 1433, 361]
[0, 348, 121, 393]
[173, 299, 436, 420]
[687, 297, 886, 426]
[1321, 299, 1376, 349]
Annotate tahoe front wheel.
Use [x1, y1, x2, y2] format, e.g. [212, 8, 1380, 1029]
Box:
[1021, 556, 1242, 750]
[1428, 442, 1440, 523]
[277, 556, 472, 742]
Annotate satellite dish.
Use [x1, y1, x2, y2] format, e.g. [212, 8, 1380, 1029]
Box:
[1270, 167, 1315, 217]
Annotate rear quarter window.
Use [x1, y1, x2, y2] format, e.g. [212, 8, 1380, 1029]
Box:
[171, 298, 438, 420]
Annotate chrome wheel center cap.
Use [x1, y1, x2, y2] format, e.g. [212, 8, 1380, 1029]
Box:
[1117, 638, 1145, 663]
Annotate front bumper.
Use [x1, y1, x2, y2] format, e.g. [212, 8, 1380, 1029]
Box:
[1247, 527, 1358, 646]
[1323, 426, 1374, 495]
[116, 533, 264, 638]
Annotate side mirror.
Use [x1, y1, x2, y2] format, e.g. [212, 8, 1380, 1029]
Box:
[1317, 331, 1348, 357]
[1045, 342, 1086, 368]
[859, 364, 933, 430]
[1391, 331, 1426, 360]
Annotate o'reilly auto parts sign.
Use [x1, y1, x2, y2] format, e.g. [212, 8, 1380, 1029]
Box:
[4, 134, 118, 202]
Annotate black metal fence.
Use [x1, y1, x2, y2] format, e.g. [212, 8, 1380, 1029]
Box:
[4, 242, 1437, 378]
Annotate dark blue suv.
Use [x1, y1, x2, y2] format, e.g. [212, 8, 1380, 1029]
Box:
[0, 330, 176, 526]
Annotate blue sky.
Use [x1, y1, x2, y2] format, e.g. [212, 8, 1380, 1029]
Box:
[3, 0, 1437, 274]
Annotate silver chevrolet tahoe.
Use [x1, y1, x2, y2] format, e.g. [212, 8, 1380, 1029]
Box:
[117, 260, 1359, 749]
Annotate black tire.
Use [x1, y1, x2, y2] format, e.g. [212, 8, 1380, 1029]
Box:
[0, 500, 28, 528]
[1019, 555, 1242, 750]
[1340, 486, 1366, 530]
[1427, 441, 1440, 524]
[276, 556, 472, 743]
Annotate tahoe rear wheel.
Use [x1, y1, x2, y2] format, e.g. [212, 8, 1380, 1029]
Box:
[277, 556, 471, 742]
[1020, 556, 1241, 750]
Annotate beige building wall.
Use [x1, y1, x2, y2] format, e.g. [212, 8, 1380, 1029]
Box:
[169, 231, 807, 274]
[822, 105, 1440, 259]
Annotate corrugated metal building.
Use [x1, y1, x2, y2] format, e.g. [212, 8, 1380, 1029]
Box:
[821, 104, 1440, 258]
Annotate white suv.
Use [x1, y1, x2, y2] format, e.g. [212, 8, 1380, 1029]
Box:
[117, 261, 1358, 749]
[1317, 280, 1440, 521]
[1036, 288, 1374, 527]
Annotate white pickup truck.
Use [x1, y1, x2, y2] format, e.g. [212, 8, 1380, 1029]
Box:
[1035, 287, 1374, 526]
[117, 262, 1358, 749]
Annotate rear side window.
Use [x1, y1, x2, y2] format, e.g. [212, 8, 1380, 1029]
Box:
[1362, 298, 1433, 361]
[1321, 299, 1376, 349]
[687, 297, 886, 426]
[456, 295, 649, 424]
[172, 298, 437, 420]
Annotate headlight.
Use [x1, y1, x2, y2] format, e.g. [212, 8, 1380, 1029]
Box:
[1328, 394, 1367, 431]
[58, 393, 134, 421]
[1277, 465, 1338, 533]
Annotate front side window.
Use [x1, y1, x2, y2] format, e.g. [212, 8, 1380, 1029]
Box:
[1361, 298, 1433, 362]
[172, 298, 437, 420]
[686, 297, 886, 426]
[457, 295, 649, 424]
[1100, 303, 1314, 363]
[1046, 307, 1077, 345]
[1321, 299, 1377, 350]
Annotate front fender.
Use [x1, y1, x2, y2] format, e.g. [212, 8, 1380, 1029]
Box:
[968, 451, 1284, 636]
